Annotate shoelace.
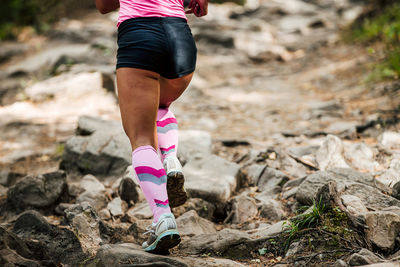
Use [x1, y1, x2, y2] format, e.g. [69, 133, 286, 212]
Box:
[143, 225, 155, 235]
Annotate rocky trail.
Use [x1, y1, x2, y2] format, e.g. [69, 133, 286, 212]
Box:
[1, 0, 400, 266]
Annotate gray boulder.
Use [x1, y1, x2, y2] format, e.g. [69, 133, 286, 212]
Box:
[61, 116, 131, 177]
[257, 167, 289, 195]
[342, 183, 400, 211]
[183, 155, 240, 205]
[239, 164, 266, 186]
[348, 248, 382, 266]
[176, 210, 216, 236]
[65, 202, 103, 254]
[107, 197, 125, 217]
[180, 228, 250, 255]
[378, 158, 400, 188]
[315, 135, 349, 170]
[75, 174, 107, 211]
[172, 198, 216, 221]
[12, 210, 86, 265]
[7, 171, 67, 210]
[230, 193, 259, 224]
[0, 226, 52, 267]
[258, 198, 285, 221]
[365, 208, 400, 251]
[178, 256, 246, 267]
[296, 168, 374, 205]
[379, 131, 400, 150]
[344, 142, 379, 172]
[87, 243, 188, 267]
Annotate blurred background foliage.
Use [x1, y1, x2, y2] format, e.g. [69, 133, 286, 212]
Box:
[347, 0, 399, 81]
[0, 0, 95, 40]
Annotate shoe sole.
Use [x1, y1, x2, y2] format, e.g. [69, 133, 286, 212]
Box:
[167, 171, 187, 208]
[144, 230, 181, 254]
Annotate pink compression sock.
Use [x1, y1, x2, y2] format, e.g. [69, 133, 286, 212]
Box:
[157, 108, 179, 162]
[132, 145, 171, 223]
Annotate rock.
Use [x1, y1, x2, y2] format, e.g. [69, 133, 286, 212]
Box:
[287, 145, 319, 169]
[178, 130, 212, 164]
[344, 142, 380, 172]
[378, 158, 400, 188]
[0, 42, 28, 63]
[316, 135, 349, 170]
[171, 198, 216, 221]
[183, 155, 240, 205]
[180, 228, 250, 255]
[61, 117, 131, 177]
[307, 100, 343, 119]
[239, 164, 266, 186]
[7, 171, 67, 210]
[282, 187, 298, 200]
[279, 154, 308, 179]
[65, 202, 103, 254]
[365, 208, 400, 251]
[25, 72, 104, 102]
[118, 166, 144, 202]
[75, 174, 107, 211]
[296, 168, 374, 205]
[258, 198, 285, 221]
[248, 220, 290, 239]
[378, 131, 400, 150]
[0, 170, 24, 187]
[333, 259, 348, 267]
[326, 121, 358, 138]
[90, 243, 188, 267]
[257, 167, 289, 195]
[0, 226, 53, 266]
[98, 208, 112, 220]
[342, 183, 400, 211]
[176, 210, 216, 236]
[340, 195, 368, 218]
[6, 44, 90, 76]
[0, 184, 7, 197]
[127, 202, 153, 220]
[178, 256, 246, 267]
[285, 241, 302, 257]
[107, 197, 124, 217]
[54, 203, 74, 215]
[76, 115, 120, 136]
[79, 174, 105, 193]
[230, 193, 259, 224]
[76, 190, 108, 211]
[360, 263, 400, 267]
[348, 248, 382, 266]
[118, 176, 140, 205]
[12, 210, 86, 265]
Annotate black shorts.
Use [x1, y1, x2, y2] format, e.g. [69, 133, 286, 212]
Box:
[117, 17, 197, 79]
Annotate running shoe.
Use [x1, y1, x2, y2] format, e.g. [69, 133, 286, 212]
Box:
[163, 156, 187, 208]
[142, 213, 181, 254]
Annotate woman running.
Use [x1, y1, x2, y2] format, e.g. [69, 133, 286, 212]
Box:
[95, 0, 208, 254]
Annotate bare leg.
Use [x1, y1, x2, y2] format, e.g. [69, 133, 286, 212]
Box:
[159, 73, 193, 107]
[116, 68, 161, 150]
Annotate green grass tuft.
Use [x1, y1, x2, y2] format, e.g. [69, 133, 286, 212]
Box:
[346, 3, 400, 81]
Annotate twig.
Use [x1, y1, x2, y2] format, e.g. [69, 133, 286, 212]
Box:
[223, 210, 234, 224]
[300, 249, 355, 266]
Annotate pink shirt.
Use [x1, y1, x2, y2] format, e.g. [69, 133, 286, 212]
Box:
[118, 0, 187, 26]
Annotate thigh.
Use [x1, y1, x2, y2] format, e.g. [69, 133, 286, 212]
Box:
[159, 72, 194, 107]
[116, 67, 161, 149]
